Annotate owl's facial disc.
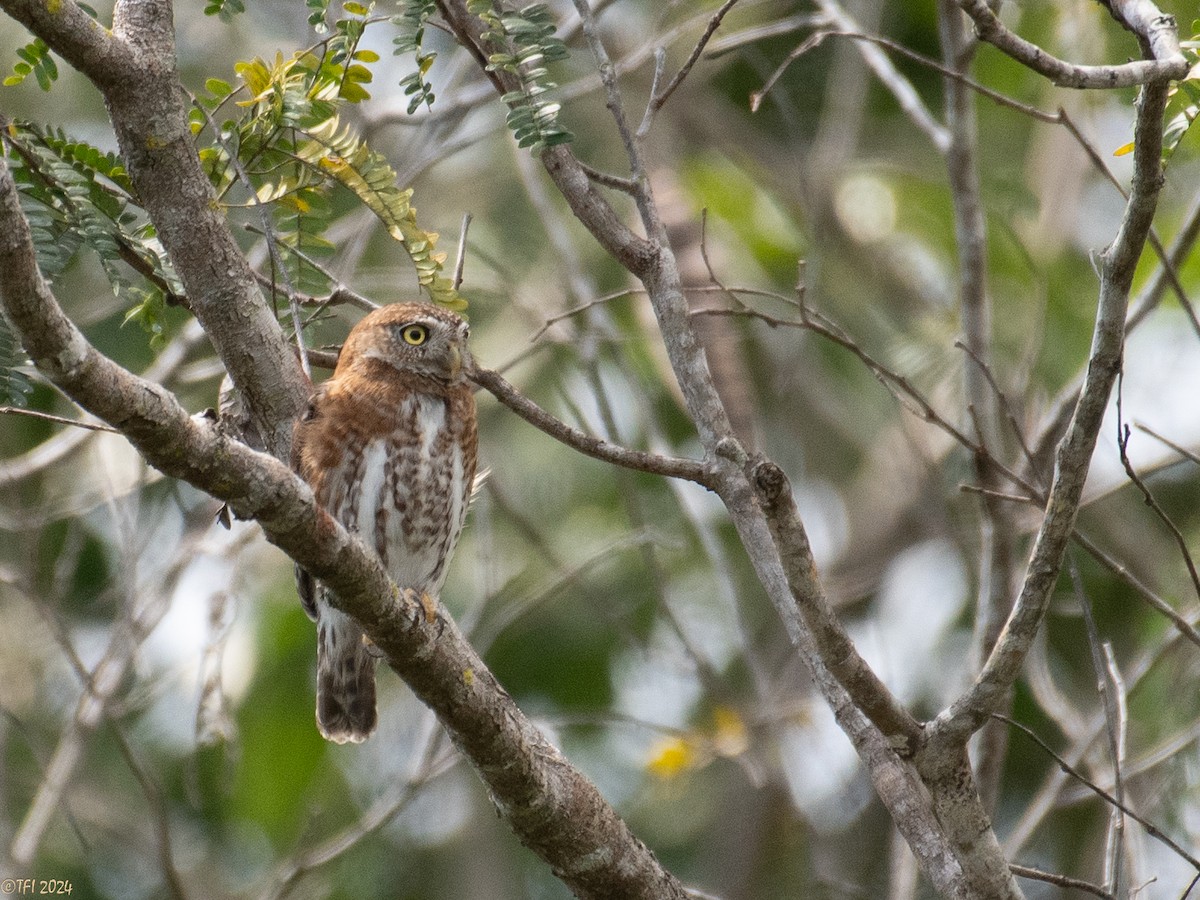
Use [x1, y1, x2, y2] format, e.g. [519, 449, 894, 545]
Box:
[360, 316, 471, 382]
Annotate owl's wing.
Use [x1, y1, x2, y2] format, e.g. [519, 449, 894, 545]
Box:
[292, 386, 328, 622]
[296, 563, 319, 621]
[290, 387, 323, 473]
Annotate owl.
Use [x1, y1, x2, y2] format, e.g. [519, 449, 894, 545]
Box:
[292, 302, 478, 743]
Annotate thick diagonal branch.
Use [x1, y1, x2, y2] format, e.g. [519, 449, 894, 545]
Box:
[0, 0, 308, 457]
[0, 154, 688, 900]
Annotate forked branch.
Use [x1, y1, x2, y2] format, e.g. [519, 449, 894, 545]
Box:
[930, 9, 1178, 750]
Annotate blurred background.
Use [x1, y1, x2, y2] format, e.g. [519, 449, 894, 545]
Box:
[3, 0, 1200, 897]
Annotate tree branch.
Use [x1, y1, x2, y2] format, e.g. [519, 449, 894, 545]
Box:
[471, 366, 717, 487]
[553, 3, 927, 757]
[811, 2, 952, 152]
[1009, 864, 1115, 900]
[0, 0, 309, 457]
[750, 458, 922, 750]
[636, 0, 740, 139]
[0, 0, 133, 88]
[930, 48, 1175, 749]
[997, 714, 1200, 872]
[0, 406, 117, 433]
[955, 0, 1187, 87]
[434, 3, 997, 890]
[0, 152, 689, 900]
[938, 0, 1018, 818]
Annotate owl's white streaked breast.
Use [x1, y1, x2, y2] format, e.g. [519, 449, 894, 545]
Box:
[416, 393, 445, 456]
[351, 439, 390, 540]
[326, 393, 467, 596]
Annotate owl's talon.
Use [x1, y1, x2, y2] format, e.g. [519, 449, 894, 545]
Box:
[400, 589, 423, 630]
[419, 592, 439, 626]
[361, 633, 384, 658]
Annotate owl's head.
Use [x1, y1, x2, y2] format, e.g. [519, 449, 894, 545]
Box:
[337, 302, 472, 384]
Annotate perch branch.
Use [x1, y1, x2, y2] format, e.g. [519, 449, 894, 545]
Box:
[0, 0, 309, 457]
[0, 151, 690, 900]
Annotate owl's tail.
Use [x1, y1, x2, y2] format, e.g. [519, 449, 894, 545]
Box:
[316, 607, 378, 744]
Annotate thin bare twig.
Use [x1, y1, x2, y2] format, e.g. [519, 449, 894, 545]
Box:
[958, 484, 1037, 504]
[637, 0, 740, 139]
[575, 158, 639, 194]
[1128, 186, 1200, 330]
[1072, 559, 1125, 893]
[243, 224, 381, 323]
[954, 341, 1040, 483]
[949, 482, 1200, 652]
[1009, 864, 1115, 900]
[816, 5, 953, 150]
[1135, 420, 1200, 467]
[1073, 529, 1200, 650]
[997, 714, 1200, 872]
[697, 208, 740, 308]
[636, 46, 668, 140]
[680, 289, 1043, 504]
[249, 267, 377, 316]
[1006, 588, 1200, 858]
[750, 32, 824, 113]
[470, 365, 716, 487]
[1116, 376, 1200, 605]
[1102, 644, 1129, 894]
[758, 27, 1059, 125]
[1057, 110, 1200, 340]
[704, 13, 826, 58]
[795, 301, 1035, 497]
[452, 212, 472, 290]
[0, 405, 118, 433]
[531, 288, 639, 341]
[194, 591, 237, 746]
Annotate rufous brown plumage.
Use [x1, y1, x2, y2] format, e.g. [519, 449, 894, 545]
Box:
[292, 302, 478, 743]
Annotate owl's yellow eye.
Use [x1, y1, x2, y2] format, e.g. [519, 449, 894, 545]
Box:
[401, 324, 428, 346]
